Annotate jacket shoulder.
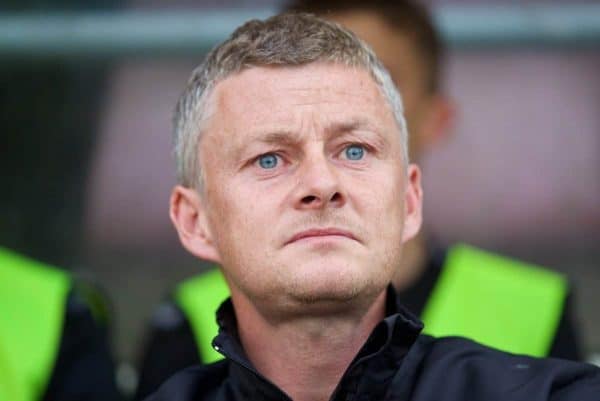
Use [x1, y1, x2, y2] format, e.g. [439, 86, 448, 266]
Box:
[405, 335, 600, 401]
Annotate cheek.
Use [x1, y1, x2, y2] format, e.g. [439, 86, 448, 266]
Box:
[353, 166, 404, 206]
[209, 184, 274, 247]
[352, 169, 405, 233]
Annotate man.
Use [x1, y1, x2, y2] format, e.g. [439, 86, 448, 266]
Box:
[145, 13, 598, 401]
[0, 246, 120, 401]
[136, 2, 580, 397]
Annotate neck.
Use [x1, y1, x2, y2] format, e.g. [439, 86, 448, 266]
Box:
[392, 232, 428, 290]
[232, 289, 388, 401]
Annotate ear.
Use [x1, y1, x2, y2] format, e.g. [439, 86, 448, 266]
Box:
[419, 94, 456, 151]
[169, 185, 222, 263]
[401, 164, 423, 242]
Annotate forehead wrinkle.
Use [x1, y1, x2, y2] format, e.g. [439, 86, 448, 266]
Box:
[286, 83, 378, 101]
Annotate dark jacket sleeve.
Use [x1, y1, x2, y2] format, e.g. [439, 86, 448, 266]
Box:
[548, 291, 583, 361]
[43, 290, 121, 401]
[413, 336, 600, 401]
[135, 302, 201, 400]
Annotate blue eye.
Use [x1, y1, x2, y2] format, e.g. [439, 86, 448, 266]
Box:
[345, 145, 365, 160]
[258, 153, 278, 169]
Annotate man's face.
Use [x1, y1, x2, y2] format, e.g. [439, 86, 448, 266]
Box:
[182, 63, 421, 312]
[330, 11, 436, 160]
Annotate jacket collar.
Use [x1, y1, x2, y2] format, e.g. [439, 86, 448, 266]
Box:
[212, 286, 424, 400]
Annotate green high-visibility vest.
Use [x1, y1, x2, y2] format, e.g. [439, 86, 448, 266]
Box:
[175, 269, 229, 363]
[0, 247, 71, 401]
[176, 244, 568, 362]
[420, 244, 568, 357]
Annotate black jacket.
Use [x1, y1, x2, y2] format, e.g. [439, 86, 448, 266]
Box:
[136, 249, 582, 400]
[145, 291, 599, 401]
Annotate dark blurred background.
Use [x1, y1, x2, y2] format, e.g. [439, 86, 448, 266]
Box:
[1, 0, 599, 394]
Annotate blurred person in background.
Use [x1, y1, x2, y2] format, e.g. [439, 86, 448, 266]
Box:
[135, 1, 582, 397]
[1, 1, 122, 399]
[0, 247, 120, 401]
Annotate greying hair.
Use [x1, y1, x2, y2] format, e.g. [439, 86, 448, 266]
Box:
[174, 12, 408, 189]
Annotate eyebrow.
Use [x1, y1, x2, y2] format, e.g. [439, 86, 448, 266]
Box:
[229, 129, 301, 164]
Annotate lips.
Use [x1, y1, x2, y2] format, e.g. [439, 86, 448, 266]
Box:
[285, 228, 358, 245]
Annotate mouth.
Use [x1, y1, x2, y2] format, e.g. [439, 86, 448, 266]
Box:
[285, 228, 359, 245]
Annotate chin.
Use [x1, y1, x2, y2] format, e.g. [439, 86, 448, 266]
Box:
[282, 261, 387, 306]
[289, 281, 360, 304]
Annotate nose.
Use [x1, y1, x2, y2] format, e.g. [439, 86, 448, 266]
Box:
[293, 153, 346, 210]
